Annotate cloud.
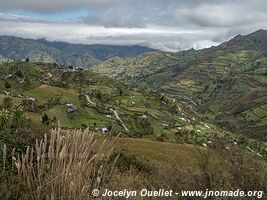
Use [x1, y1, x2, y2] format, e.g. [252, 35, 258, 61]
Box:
[0, 0, 122, 13]
[176, 2, 267, 28]
[0, 0, 267, 51]
[0, 13, 223, 51]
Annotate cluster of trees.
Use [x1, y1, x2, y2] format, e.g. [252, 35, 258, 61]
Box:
[0, 97, 28, 132]
[4, 80, 11, 89]
[91, 89, 112, 103]
[25, 95, 62, 113]
[128, 114, 153, 137]
[41, 113, 57, 126]
[0, 97, 37, 150]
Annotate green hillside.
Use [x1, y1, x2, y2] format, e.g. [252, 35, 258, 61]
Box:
[0, 61, 205, 141]
[92, 30, 267, 141]
[0, 61, 265, 158]
[0, 56, 266, 200]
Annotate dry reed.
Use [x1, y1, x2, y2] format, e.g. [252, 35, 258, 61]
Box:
[3, 128, 118, 200]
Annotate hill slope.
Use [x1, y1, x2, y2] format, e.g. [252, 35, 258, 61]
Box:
[92, 30, 267, 141]
[0, 61, 265, 157]
[0, 61, 209, 142]
[0, 36, 154, 67]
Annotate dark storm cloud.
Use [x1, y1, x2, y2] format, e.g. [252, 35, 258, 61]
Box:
[0, 0, 267, 51]
[0, 0, 121, 13]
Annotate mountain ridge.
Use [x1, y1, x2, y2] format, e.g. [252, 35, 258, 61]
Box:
[0, 35, 155, 67]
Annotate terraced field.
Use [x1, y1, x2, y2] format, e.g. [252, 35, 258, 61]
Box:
[0, 62, 220, 146]
[92, 30, 267, 141]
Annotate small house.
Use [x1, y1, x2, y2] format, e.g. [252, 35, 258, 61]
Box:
[66, 103, 77, 113]
[28, 97, 37, 111]
[101, 127, 108, 134]
[5, 74, 12, 79]
[28, 97, 36, 102]
[255, 59, 262, 66]
[4, 90, 11, 96]
[141, 114, 147, 119]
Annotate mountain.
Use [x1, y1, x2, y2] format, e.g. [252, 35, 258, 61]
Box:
[92, 30, 267, 141]
[0, 36, 154, 67]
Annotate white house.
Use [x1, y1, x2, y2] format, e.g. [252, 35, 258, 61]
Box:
[101, 127, 108, 134]
[66, 103, 77, 113]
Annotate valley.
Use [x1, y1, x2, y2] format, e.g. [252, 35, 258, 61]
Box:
[92, 30, 267, 142]
[1, 1, 267, 199]
[0, 30, 266, 200]
[0, 59, 266, 159]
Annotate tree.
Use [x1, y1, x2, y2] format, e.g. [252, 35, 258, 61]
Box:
[41, 113, 50, 125]
[21, 99, 29, 109]
[0, 109, 9, 129]
[11, 108, 25, 129]
[4, 80, 11, 89]
[16, 69, 23, 78]
[2, 97, 13, 110]
[0, 102, 28, 131]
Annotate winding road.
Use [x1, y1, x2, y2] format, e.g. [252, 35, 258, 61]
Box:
[85, 95, 96, 106]
[110, 108, 129, 132]
[85, 95, 129, 132]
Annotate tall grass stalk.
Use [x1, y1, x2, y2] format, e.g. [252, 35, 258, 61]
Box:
[3, 128, 118, 200]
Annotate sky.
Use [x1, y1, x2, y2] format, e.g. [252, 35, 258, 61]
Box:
[0, 0, 267, 52]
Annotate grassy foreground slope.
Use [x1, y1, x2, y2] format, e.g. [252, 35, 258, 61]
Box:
[1, 128, 266, 199]
[92, 30, 267, 141]
[95, 134, 206, 167]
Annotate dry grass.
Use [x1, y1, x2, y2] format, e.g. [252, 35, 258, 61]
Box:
[95, 135, 209, 168]
[1, 130, 266, 200]
[3, 128, 118, 200]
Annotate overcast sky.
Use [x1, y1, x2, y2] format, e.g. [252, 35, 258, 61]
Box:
[0, 0, 267, 51]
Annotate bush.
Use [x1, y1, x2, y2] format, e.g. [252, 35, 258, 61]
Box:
[112, 150, 152, 173]
[4, 80, 11, 89]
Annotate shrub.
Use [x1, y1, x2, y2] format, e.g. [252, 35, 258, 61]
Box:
[112, 150, 152, 174]
[4, 80, 11, 89]
[41, 113, 50, 125]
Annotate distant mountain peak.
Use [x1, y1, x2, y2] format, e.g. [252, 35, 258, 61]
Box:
[250, 29, 266, 34]
[218, 29, 267, 51]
